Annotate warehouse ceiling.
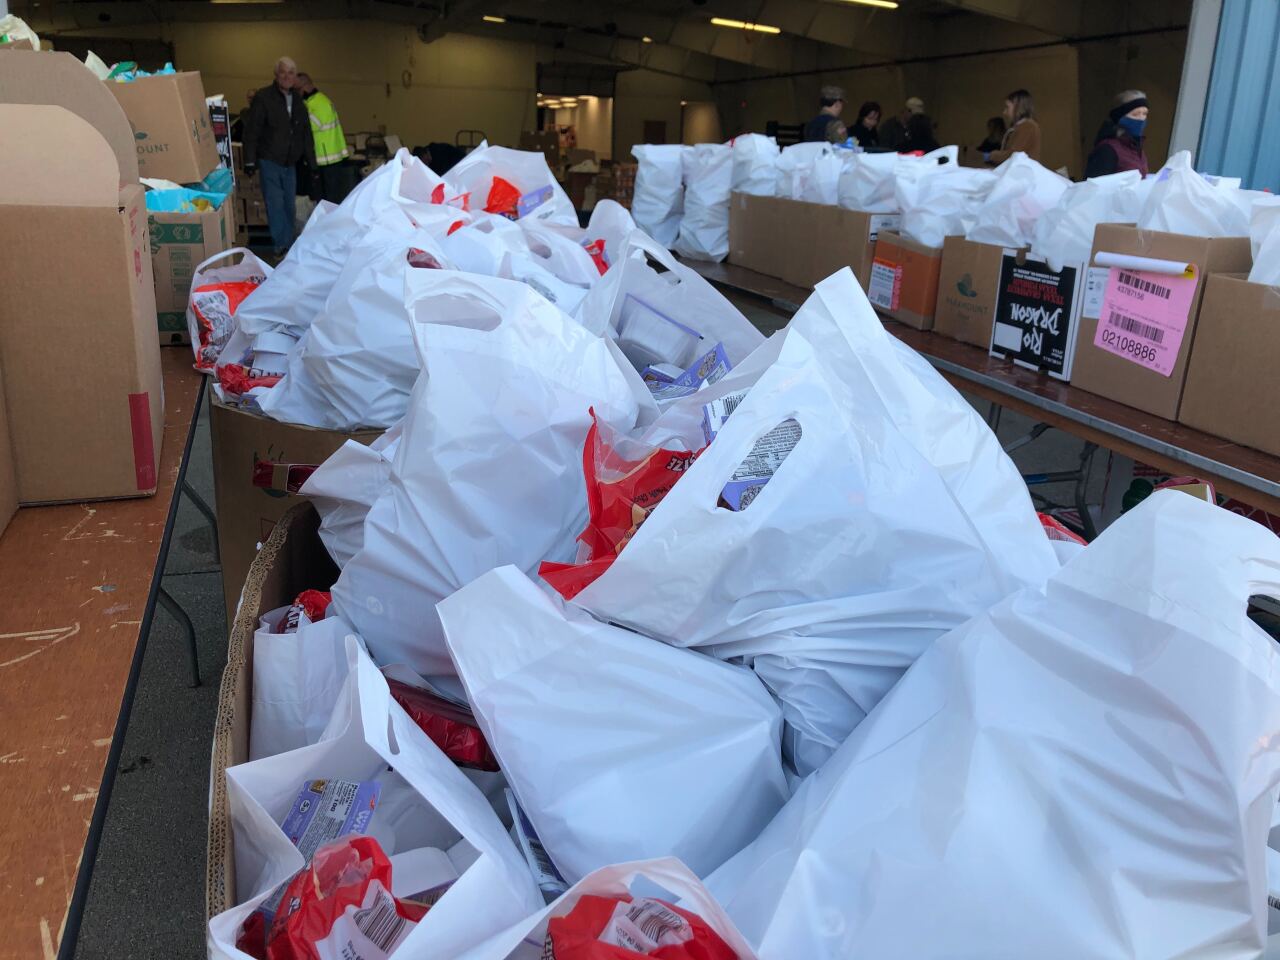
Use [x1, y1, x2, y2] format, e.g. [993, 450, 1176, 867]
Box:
[15, 0, 1189, 83]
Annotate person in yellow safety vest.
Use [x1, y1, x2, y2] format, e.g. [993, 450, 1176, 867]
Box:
[296, 72, 355, 204]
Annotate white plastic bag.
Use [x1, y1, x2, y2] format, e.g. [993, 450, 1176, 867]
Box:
[966, 152, 1070, 248]
[708, 491, 1280, 960]
[443, 144, 578, 225]
[209, 638, 543, 959]
[838, 145, 956, 213]
[442, 212, 531, 276]
[569, 269, 1057, 775]
[519, 218, 606, 287]
[674, 142, 733, 262]
[897, 162, 996, 249]
[774, 142, 829, 200]
[185, 247, 273, 371]
[799, 148, 848, 206]
[574, 231, 764, 372]
[1030, 169, 1145, 271]
[301, 425, 403, 570]
[439, 566, 788, 883]
[731, 134, 779, 197]
[330, 272, 648, 677]
[1139, 150, 1250, 237]
[631, 144, 688, 247]
[1249, 196, 1280, 285]
[456, 858, 759, 960]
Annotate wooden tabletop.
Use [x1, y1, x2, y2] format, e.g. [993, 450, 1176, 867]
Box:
[683, 257, 1280, 516]
[0, 349, 203, 960]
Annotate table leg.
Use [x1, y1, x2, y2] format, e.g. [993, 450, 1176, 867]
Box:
[181, 479, 219, 564]
[157, 586, 201, 687]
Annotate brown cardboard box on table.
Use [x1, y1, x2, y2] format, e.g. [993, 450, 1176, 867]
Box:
[106, 71, 220, 183]
[1179, 273, 1280, 457]
[0, 51, 164, 504]
[867, 230, 945, 330]
[1071, 224, 1252, 421]
[935, 236, 1015, 347]
[150, 203, 233, 344]
[211, 401, 381, 624]
[0, 367, 17, 538]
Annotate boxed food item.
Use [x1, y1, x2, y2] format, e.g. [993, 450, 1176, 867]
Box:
[1071, 224, 1252, 419]
[105, 70, 220, 182]
[989, 250, 1085, 380]
[0, 51, 164, 503]
[1179, 273, 1280, 456]
[867, 230, 944, 330]
[934, 236, 1015, 348]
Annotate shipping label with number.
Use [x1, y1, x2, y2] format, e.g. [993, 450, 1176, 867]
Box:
[1093, 265, 1197, 377]
[868, 259, 902, 311]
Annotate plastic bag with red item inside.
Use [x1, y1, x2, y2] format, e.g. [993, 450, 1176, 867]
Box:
[546, 895, 737, 960]
[186, 247, 273, 371]
[276, 590, 332, 634]
[237, 834, 428, 960]
[485, 176, 522, 219]
[540, 410, 703, 601]
[386, 677, 499, 771]
[217, 362, 282, 405]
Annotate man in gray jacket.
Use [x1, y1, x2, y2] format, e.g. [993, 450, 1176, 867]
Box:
[242, 56, 315, 255]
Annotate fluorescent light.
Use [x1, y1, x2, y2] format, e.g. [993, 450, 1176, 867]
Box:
[642, 35, 653, 43]
[482, 14, 506, 23]
[210, 0, 286, 5]
[710, 17, 781, 34]
[834, 0, 899, 7]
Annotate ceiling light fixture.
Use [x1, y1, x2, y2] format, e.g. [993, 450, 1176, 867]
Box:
[482, 14, 506, 23]
[709, 17, 781, 34]
[642, 36, 653, 43]
[209, 0, 286, 5]
[834, 0, 899, 8]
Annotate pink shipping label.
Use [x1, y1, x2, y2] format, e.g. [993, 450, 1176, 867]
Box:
[1093, 265, 1198, 377]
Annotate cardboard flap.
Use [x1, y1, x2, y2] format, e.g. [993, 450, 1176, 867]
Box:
[0, 105, 119, 206]
[0, 49, 139, 183]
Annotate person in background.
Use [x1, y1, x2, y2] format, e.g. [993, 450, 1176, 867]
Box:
[825, 119, 849, 145]
[878, 96, 924, 151]
[296, 71, 354, 204]
[242, 56, 314, 256]
[851, 101, 880, 148]
[1085, 89, 1150, 177]
[803, 85, 846, 142]
[230, 88, 255, 141]
[985, 89, 1040, 164]
[902, 112, 940, 153]
[976, 116, 1006, 154]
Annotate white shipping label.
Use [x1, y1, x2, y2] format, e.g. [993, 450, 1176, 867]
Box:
[868, 260, 901, 311]
[599, 899, 694, 953]
[1082, 266, 1110, 320]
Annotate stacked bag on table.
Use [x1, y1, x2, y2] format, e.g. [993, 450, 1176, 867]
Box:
[200, 138, 1280, 960]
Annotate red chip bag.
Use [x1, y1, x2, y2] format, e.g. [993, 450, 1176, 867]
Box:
[1036, 512, 1088, 545]
[583, 238, 610, 275]
[217, 362, 282, 398]
[386, 678, 499, 771]
[485, 176, 522, 219]
[274, 590, 332, 634]
[191, 279, 262, 371]
[541, 411, 702, 600]
[545, 895, 738, 960]
[446, 220, 466, 236]
[263, 835, 428, 960]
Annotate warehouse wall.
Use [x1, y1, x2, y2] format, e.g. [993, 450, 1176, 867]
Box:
[613, 68, 716, 160]
[572, 96, 614, 160]
[682, 102, 723, 144]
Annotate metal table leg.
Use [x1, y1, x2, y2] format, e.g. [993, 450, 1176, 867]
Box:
[157, 586, 201, 687]
[181, 479, 219, 563]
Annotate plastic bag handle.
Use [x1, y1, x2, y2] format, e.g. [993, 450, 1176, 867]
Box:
[193, 246, 268, 277]
[625, 231, 683, 279]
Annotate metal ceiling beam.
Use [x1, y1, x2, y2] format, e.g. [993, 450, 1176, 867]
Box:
[930, 0, 1082, 38]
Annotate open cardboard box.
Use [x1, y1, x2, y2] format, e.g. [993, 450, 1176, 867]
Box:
[106, 71, 220, 183]
[868, 231, 944, 330]
[934, 236, 1017, 348]
[0, 50, 164, 503]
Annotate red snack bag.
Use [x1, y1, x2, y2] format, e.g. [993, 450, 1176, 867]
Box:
[387, 678, 499, 771]
[545, 895, 738, 960]
[191, 279, 262, 371]
[446, 220, 466, 236]
[273, 589, 332, 634]
[217, 362, 282, 398]
[583, 238, 610, 275]
[264, 835, 428, 960]
[1036, 512, 1088, 545]
[484, 176, 522, 219]
[541, 411, 702, 600]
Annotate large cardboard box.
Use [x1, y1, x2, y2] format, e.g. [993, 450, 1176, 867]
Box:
[990, 251, 1085, 380]
[1071, 224, 1252, 420]
[211, 401, 380, 623]
[867, 231, 944, 330]
[0, 366, 16, 539]
[206, 502, 334, 919]
[150, 203, 232, 343]
[0, 52, 164, 503]
[106, 71, 219, 183]
[934, 236, 1013, 347]
[1179, 273, 1280, 456]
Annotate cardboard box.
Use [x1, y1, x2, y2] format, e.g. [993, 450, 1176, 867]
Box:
[867, 231, 944, 330]
[206, 502, 334, 919]
[0, 366, 17, 539]
[1179, 273, 1280, 456]
[0, 52, 164, 504]
[150, 204, 229, 335]
[990, 251, 1085, 380]
[106, 71, 219, 183]
[211, 401, 380, 624]
[240, 195, 268, 228]
[934, 236, 1013, 347]
[1071, 224, 1252, 419]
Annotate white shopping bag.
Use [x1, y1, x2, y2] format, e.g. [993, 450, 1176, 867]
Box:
[443, 144, 579, 225]
[967, 152, 1070, 248]
[255, 219, 455, 430]
[774, 142, 829, 200]
[574, 231, 765, 371]
[519, 218, 606, 287]
[1030, 169, 1146, 272]
[837, 145, 956, 213]
[1249, 196, 1280, 285]
[799, 148, 848, 206]
[708, 491, 1280, 960]
[442, 213, 531, 276]
[186, 247, 273, 371]
[456, 858, 760, 960]
[731, 133, 779, 197]
[249, 612, 355, 761]
[897, 161, 996, 249]
[302, 425, 404, 570]
[330, 271, 648, 677]
[1139, 150, 1250, 237]
[569, 269, 1057, 775]
[673, 142, 733, 262]
[210, 638, 543, 959]
[580, 198, 637, 272]
[439, 566, 788, 884]
[631, 144, 688, 247]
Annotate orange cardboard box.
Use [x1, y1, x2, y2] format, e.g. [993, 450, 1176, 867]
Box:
[867, 231, 944, 330]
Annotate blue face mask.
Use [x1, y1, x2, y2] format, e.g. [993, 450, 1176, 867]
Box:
[1118, 115, 1146, 138]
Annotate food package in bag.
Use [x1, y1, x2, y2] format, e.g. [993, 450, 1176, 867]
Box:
[708, 492, 1280, 960]
[631, 145, 688, 247]
[301, 425, 403, 570]
[730, 134, 779, 197]
[966, 152, 1070, 248]
[837, 146, 956, 213]
[773, 142, 829, 201]
[443, 144, 579, 226]
[187, 248, 273, 371]
[896, 162, 997, 249]
[799, 149, 848, 207]
[1029, 169, 1145, 271]
[673, 143, 733, 263]
[1249, 195, 1280, 285]
[1138, 150, 1250, 237]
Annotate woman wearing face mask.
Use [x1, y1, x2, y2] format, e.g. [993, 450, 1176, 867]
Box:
[1085, 90, 1150, 177]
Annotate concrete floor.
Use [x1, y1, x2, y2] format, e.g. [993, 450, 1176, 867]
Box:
[69, 297, 1109, 959]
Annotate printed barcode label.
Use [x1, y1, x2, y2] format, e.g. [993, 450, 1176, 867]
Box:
[600, 898, 693, 952]
[629, 900, 686, 942]
[1118, 271, 1171, 299]
[721, 394, 743, 416]
[354, 887, 408, 953]
[1107, 310, 1165, 343]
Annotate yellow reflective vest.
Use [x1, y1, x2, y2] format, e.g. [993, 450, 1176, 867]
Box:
[305, 91, 349, 166]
